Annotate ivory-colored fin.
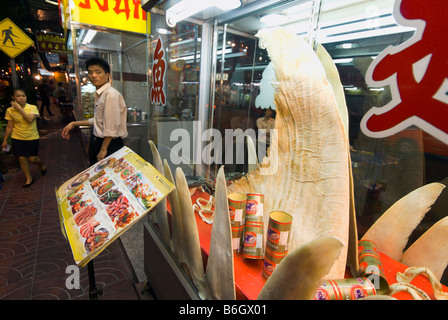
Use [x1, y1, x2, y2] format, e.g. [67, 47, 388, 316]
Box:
[257, 236, 344, 300]
[163, 159, 183, 261]
[361, 183, 445, 261]
[175, 167, 208, 298]
[148, 140, 172, 250]
[205, 167, 235, 300]
[230, 27, 350, 279]
[316, 42, 359, 276]
[401, 217, 448, 281]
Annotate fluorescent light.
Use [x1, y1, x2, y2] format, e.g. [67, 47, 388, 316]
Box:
[166, 0, 241, 27]
[260, 13, 288, 26]
[82, 30, 97, 44]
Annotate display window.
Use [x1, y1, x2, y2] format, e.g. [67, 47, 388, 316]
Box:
[147, 0, 448, 291]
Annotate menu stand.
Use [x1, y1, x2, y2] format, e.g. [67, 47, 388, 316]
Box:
[88, 260, 102, 300]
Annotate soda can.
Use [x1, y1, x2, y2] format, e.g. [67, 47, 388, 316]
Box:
[245, 193, 264, 222]
[266, 211, 293, 254]
[358, 240, 389, 294]
[228, 192, 246, 228]
[243, 220, 264, 259]
[262, 247, 287, 279]
[314, 277, 377, 300]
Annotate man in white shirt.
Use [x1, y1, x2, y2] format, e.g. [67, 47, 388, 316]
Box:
[62, 57, 128, 165]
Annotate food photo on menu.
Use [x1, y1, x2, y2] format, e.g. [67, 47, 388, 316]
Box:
[56, 147, 175, 267]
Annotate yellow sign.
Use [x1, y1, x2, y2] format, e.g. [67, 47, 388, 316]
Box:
[64, 0, 149, 34]
[0, 18, 34, 58]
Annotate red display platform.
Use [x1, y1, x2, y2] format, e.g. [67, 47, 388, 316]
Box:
[182, 189, 447, 300]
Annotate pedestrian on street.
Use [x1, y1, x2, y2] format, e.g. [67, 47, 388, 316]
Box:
[2, 88, 47, 187]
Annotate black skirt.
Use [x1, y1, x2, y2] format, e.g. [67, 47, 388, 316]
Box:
[11, 138, 39, 157]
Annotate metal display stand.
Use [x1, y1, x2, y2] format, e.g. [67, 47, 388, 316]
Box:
[143, 221, 201, 300]
[87, 260, 103, 300]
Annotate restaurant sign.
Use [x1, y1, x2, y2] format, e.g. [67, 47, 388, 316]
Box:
[35, 31, 67, 53]
[59, 0, 149, 34]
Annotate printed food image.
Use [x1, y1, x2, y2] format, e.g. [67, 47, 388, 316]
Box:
[113, 159, 129, 173]
[66, 186, 82, 201]
[115, 210, 135, 229]
[69, 191, 84, 206]
[99, 189, 122, 205]
[132, 184, 159, 210]
[74, 205, 98, 226]
[95, 157, 116, 171]
[111, 157, 125, 169]
[120, 166, 135, 180]
[79, 219, 100, 238]
[71, 199, 92, 215]
[123, 172, 143, 190]
[89, 169, 106, 183]
[90, 176, 108, 191]
[69, 172, 90, 189]
[84, 228, 109, 252]
[97, 180, 115, 196]
[105, 195, 139, 227]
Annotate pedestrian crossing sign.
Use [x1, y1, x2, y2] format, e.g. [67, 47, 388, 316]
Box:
[0, 18, 34, 58]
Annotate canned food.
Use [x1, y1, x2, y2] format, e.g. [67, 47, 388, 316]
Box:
[243, 220, 264, 259]
[228, 192, 246, 228]
[358, 240, 389, 295]
[232, 225, 245, 256]
[245, 193, 264, 222]
[262, 247, 287, 279]
[315, 277, 377, 300]
[266, 211, 293, 254]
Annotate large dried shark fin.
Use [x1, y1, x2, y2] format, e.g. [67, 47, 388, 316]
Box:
[175, 167, 209, 298]
[361, 182, 445, 261]
[229, 27, 350, 279]
[148, 140, 172, 251]
[258, 236, 344, 300]
[205, 166, 235, 299]
[401, 217, 448, 281]
[163, 159, 183, 261]
[315, 42, 359, 276]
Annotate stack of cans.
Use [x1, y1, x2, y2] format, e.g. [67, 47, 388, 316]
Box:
[262, 211, 293, 279]
[227, 192, 247, 255]
[243, 193, 265, 259]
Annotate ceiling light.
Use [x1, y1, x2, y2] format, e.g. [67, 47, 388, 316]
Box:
[166, 0, 241, 27]
[260, 13, 288, 26]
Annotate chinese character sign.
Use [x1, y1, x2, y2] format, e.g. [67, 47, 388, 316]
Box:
[361, 0, 448, 145]
[151, 37, 167, 106]
[63, 0, 148, 34]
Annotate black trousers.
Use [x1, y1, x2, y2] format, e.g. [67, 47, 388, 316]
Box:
[88, 135, 124, 165]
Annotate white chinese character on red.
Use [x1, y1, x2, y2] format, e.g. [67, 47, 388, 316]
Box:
[361, 0, 448, 145]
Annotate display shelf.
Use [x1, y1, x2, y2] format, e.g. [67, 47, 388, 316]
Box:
[145, 188, 447, 300]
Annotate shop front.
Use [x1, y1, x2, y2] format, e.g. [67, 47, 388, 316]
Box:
[142, 0, 448, 300]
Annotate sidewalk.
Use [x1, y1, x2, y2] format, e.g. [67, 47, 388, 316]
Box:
[0, 101, 150, 300]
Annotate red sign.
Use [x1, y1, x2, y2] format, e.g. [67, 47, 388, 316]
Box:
[361, 0, 448, 145]
[150, 37, 166, 106]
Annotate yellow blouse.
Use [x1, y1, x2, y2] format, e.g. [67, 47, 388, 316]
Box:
[5, 103, 40, 140]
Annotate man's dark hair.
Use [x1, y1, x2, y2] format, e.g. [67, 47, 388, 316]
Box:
[85, 57, 110, 74]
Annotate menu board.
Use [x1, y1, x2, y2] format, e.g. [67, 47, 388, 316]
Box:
[56, 146, 175, 267]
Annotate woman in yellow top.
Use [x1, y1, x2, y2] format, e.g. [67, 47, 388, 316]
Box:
[2, 88, 47, 187]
